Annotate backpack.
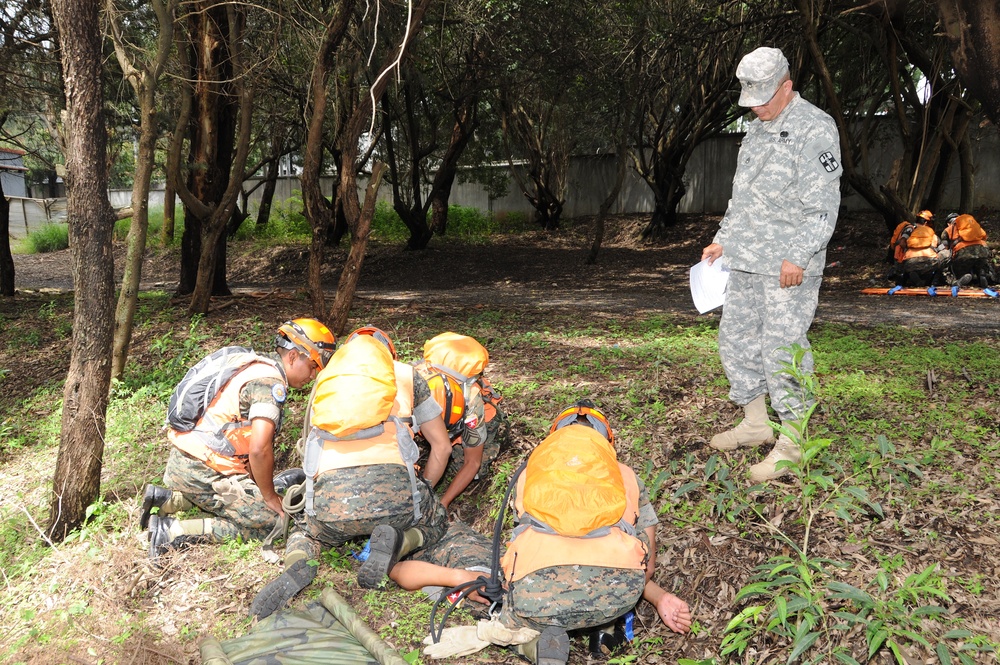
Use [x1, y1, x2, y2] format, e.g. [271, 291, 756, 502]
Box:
[422, 332, 492, 434]
[521, 425, 628, 537]
[954, 214, 987, 244]
[906, 224, 936, 250]
[166, 346, 274, 432]
[414, 363, 468, 437]
[310, 335, 397, 437]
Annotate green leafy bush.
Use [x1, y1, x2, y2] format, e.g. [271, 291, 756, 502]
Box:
[18, 223, 69, 254]
[235, 191, 311, 241]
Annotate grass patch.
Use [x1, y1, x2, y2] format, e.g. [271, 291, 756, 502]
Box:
[16, 223, 69, 254]
[1, 301, 999, 663]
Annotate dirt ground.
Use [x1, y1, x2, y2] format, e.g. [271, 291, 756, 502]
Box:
[5, 211, 1000, 665]
[10, 211, 1000, 332]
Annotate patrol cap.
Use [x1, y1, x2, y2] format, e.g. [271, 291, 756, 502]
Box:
[736, 47, 790, 107]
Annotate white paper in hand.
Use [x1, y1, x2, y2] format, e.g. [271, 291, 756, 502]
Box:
[690, 258, 730, 313]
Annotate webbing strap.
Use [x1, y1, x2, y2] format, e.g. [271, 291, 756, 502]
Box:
[303, 417, 421, 521]
[393, 415, 423, 522]
[303, 429, 322, 517]
[517, 512, 636, 539]
[302, 382, 320, 516]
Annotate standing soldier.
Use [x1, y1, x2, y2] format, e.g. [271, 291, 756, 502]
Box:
[702, 46, 843, 482]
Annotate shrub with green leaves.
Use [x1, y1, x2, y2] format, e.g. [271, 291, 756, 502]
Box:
[18, 223, 69, 254]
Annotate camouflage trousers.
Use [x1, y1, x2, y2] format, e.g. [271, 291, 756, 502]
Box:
[162, 447, 278, 542]
[718, 271, 821, 423]
[445, 410, 509, 480]
[952, 245, 997, 285]
[290, 464, 448, 551]
[413, 520, 645, 632]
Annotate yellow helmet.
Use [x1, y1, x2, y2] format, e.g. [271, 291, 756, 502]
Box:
[346, 326, 397, 360]
[550, 400, 614, 446]
[276, 318, 336, 370]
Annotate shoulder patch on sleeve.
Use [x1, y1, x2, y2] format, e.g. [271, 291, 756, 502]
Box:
[271, 383, 287, 403]
[818, 150, 839, 173]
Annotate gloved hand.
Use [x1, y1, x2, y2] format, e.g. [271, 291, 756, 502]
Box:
[477, 617, 539, 645]
[422, 626, 490, 659]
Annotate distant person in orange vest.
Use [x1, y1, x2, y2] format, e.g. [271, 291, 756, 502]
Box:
[387, 402, 692, 664]
[887, 210, 947, 287]
[142, 319, 335, 561]
[941, 213, 997, 288]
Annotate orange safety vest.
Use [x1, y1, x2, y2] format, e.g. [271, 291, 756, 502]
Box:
[500, 428, 648, 582]
[944, 214, 988, 254]
[892, 222, 938, 262]
[413, 361, 467, 440]
[313, 361, 415, 474]
[168, 360, 284, 476]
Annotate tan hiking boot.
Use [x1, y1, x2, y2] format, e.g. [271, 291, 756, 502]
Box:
[748, 435, 802, 483]
[710, 395, 774, 451]
[710, 419, 775, 450]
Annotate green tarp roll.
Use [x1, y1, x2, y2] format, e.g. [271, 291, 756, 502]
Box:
[199, 590, 407, 665]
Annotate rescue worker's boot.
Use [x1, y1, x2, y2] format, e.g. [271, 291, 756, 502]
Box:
[588, 620, 627, 657]
[358, 524, 422, 589]
[139, 484, 193, 530]
[517, 626, 570, 665]
[272, 468, 306, 496]
[250, 531, 320, 619]
[748, 433, 802, 483]
[710, 395, 774, 451]
[148, 515, 211, 560]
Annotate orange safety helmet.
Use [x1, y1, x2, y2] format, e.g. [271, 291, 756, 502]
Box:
[346, 326, 397, 360]
[276, 318, 336, 370]
[917, 210, 934, 223]
[549, 400, 614, 446]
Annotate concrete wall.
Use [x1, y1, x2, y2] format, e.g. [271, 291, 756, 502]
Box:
[8, 123, 1000, 240]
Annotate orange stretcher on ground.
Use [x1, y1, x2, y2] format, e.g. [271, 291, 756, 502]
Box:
[861, 286, 999, 298]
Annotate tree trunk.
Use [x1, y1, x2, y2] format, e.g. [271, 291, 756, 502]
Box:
[161, 180, 175, 245]
[109, 0, 173, 381]
[958, 129, 975, 212]
[48, 0, 116, 541]
[303, 0, 358, 318]
[328, 0, 434, 332]
[428, 97, 479, 235]
[177, 3, 253, 315]
[255, 152, 280, 229]
[111, 88, 156, 380]
[936, 0, 1000, 127]
[587, 149, 628, 265]
[0, 177, 13, 297]
[641, 176, 686, 240]
[329, 162, 386, 334]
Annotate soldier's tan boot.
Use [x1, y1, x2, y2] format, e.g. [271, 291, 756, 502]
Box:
[710, 395, 775, 451]
[748, 434, 802, 483]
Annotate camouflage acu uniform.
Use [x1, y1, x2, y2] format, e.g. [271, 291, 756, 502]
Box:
[443, 390, 506, 479]
[714, 93, 842, 421]
[289, 369, 448, 552]
[414, 477, 658, 632]
[162, 352, 287, 542]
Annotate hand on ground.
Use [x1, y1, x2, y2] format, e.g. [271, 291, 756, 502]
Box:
[655, 592, 693, 634]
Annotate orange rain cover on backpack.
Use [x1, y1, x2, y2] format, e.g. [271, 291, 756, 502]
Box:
[954, 214, 987, 244]
[424, 332, 489, 378]
[310, 335, 396, 437]
[907, 224, 936, 250]
[521, 425, 627, 537]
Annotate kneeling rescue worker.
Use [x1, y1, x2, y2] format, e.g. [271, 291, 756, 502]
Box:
[250, 326, 454, 619]
[388, 401, 693, 664]
[412, 332, 507, 509]
[141, 318, 335, 561]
